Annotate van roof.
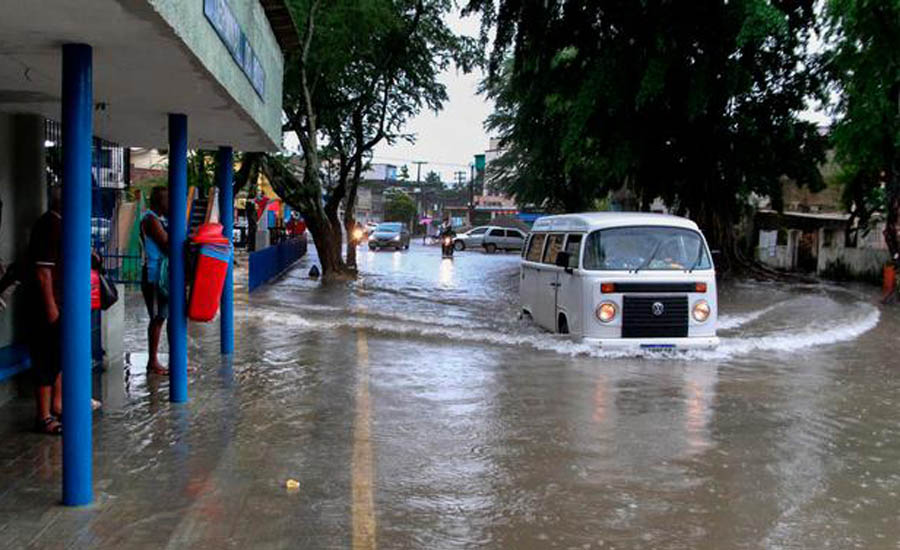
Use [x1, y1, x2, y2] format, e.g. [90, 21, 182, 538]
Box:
[530, 212, 700, 232]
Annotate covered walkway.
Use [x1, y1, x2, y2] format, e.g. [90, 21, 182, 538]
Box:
[0, 0, 294, 507]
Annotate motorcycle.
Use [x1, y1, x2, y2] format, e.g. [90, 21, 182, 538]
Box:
[441, 235, 455, 258]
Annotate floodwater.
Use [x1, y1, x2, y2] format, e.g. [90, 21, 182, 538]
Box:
[2, 242, 899, 549]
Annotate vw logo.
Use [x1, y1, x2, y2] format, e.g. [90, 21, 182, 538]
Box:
[651, 302, 665, 316]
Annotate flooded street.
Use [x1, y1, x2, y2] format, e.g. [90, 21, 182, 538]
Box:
[3, 242, 900, 549]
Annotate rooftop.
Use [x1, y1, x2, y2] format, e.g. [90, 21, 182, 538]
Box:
[532, 212, 701, 233]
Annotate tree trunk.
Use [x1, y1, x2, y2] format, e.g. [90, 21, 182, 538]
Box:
[883, 182, 899, 267]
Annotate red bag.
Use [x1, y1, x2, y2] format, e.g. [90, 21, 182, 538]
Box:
[188, 223, 232, 322]
[90, 269, 101, 310]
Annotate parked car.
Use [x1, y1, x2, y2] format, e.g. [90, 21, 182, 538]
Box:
[519, 212, 718, 349]
[481, 226, 528, 253]
[453, 226, 489, 250]
[368, 222, 410, 250]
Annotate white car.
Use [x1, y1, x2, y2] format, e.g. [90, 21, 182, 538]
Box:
[480, 226, 527, 253]
[454, 225, 527, 252]
[452, 226, 489, 251]
[519, 212, 718, 349]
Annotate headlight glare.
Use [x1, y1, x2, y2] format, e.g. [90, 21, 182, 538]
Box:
[692, 300, 711, 322]
[596, 302, 617, 323]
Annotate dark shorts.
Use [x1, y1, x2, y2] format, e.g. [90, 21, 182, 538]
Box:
[141, 265, 169, 321]
[30, 322, 61, 386]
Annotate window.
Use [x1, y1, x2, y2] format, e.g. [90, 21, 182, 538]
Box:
[564, 234, 583, 266]
[468, 227, 487, 235]
[375, 222, 402, 232]
[776, 229, 788, 246]
[583, 226, 712, 271]
[525, 233, 547, 262]
[542, 234, 566, 265]
[506, 230, 524, 240]
[488, 228, 504, 237]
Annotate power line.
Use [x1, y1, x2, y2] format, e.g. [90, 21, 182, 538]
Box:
[371, 155, 472, 169]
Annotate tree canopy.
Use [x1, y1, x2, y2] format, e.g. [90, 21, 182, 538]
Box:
[466, 0, 827, 262]
[384, 190, 417, 224]
[825, 0, 900, 261]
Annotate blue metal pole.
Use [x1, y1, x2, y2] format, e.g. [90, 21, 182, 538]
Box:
[61, 43, 93, 506]
[168, 114, 188, 403]
[216, 146, 234, 355]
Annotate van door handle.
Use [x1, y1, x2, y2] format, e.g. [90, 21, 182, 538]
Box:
[549, 282, 560, 288]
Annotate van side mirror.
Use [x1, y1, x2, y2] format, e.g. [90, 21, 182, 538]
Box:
[555, 251, 575, 273]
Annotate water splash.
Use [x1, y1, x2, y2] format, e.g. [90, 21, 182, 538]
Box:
[240, 300, 881, 362]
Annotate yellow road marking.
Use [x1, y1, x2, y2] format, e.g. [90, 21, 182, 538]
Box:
[352, 329, 376, 550]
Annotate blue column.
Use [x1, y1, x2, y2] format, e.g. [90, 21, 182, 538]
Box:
[168, 114, 188, 403]
[216, 146, 234, 355]
[60, 44, 93, 506]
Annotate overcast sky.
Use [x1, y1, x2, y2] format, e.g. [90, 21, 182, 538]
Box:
[282, 11, 492, 184]
[370, 11, 492, 184]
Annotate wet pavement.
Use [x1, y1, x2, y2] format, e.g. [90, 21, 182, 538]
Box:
[2, 242, 899, 549]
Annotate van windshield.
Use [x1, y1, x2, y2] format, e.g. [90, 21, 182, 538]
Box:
[583, 226, 711, 271]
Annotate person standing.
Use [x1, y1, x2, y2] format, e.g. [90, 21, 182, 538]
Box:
[140, 187, 169, 376]
[26, 186, 63, 434]
[245, 195, 257, 252]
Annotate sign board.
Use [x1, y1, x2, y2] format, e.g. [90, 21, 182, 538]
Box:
[204, 0, 266, 99]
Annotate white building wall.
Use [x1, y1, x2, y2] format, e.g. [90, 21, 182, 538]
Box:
[0, 114, 46, 350]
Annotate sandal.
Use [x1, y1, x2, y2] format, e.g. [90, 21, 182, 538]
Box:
[36, 416, 62, 435]
[147, 364, 169, 376]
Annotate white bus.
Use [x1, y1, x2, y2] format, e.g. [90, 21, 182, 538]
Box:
[520, 212, 719, 350]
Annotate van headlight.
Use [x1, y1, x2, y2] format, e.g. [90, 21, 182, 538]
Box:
[692, 300, 711, 322]
[596, 302, 617, 323]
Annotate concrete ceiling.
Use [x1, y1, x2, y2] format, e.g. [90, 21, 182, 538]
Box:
[0, 0, 281, 151]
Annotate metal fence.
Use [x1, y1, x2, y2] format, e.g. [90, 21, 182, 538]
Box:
[45, 119, 141, 286]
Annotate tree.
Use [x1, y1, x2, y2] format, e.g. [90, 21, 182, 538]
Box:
[384, 190, 417, 225]
[398, 164, 411, 182]
[424, 170, 442, 187]
[825, 0, 900, 266]
[467, 0, 827, 270]
[256, 0, 476, 280]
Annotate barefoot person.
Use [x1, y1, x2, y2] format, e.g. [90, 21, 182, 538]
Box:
[140, 187, 169, 375]
[26, 187, 63, 434]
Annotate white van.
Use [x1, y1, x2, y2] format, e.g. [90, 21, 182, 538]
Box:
[520, 212, 719, 349]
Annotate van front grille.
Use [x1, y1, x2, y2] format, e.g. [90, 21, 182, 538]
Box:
[622, 296, 688, 338]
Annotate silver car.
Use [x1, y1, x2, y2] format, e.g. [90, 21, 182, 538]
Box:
[482, 227, 528, 253]
[368, 222, 410, 250]
[453, 226, 489, 251]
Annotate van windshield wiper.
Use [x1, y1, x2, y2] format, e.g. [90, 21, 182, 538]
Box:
[687, 244, 706, 272]
[633, 240, 666, 273]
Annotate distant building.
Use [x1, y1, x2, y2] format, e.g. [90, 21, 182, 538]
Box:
[475, 138, 523, 225]
[755, 177, 893, 279]
[362, 163, 398, 182]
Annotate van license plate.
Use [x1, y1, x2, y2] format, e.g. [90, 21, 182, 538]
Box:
[640, 344, 675, 350]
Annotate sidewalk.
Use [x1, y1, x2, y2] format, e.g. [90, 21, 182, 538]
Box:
[0, 260, 352, 549]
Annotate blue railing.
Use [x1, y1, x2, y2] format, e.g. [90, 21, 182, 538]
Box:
[248, 237, 307, 292]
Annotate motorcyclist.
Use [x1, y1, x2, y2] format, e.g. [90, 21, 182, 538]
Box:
[439, 221, 456, 257]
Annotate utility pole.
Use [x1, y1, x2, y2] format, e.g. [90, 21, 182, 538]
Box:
[413, 161, 427, 185]
[413, 161, 427, 238]
[454, 170, 470, 226]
